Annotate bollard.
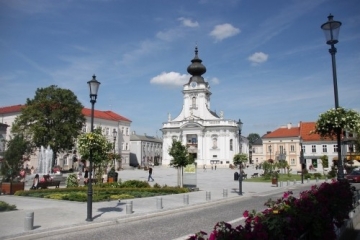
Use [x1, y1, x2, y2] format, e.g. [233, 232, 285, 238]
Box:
[24, 212, 34, 231]
[293, 179, 296, 185]
[316, 177, 319, 182]
[223, 189, 228, 198]
[156, 197, 163, 209]
[126, 201, 133, 214]
[287, 180, 290, 186]
[307, 178, 310, 183]
[183, 194, 189, 205]
[206, 191, 211, 201]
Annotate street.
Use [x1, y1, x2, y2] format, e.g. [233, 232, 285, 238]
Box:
[42, 186, 310, 240]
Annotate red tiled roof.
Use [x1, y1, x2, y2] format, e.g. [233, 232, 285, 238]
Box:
[82, 108, 131, 122]
[263, 126, 300, 138]
[263, 121, 334, 142]
[0, 104, 23, 114]
[0, 104, 131, 122]
[300, 121, 333, 142]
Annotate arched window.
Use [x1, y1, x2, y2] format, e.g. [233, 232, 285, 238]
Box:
[230, 139, 233, 151]
[192, 97, 196, 108]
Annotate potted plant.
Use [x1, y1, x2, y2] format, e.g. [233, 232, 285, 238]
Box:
[107, 167, 117, 183]
[271, 171, 279, 185]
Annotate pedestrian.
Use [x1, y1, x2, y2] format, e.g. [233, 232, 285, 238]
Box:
[211, 165, 213, 170]
[84, 168, 89, 185]
[148, 166, 154, 182]
[31, 174, 39, 190]
[203, 164, 207, 172]
[215, 165, 217, 170]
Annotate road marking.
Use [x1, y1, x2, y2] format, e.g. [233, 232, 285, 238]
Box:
[228, 216, 246, 224]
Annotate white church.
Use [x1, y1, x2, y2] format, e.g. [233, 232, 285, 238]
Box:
[161, 47, 242, 168]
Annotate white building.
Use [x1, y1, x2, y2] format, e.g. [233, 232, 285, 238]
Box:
[130, 132, 162, 167]
[161, 47, 242, 168]
[0, 104, 132, 171]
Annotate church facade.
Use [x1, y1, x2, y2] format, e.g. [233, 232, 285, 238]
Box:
[161, 47, 241, 167]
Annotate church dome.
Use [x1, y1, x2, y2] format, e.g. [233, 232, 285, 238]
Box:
[187, 47, 206, 83]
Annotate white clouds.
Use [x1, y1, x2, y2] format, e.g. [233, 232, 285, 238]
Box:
[178, 17, 199, 28]
[209, 23, 240, 42]
[209, 77, 220, 85]
[248, 52, 269, 65]
[150, 72, 190, 86]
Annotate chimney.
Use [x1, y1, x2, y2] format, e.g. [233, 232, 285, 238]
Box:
[287, 123, 292, 129]
[266, 131, 271, 134]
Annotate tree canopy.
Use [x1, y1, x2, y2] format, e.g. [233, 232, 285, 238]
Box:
[1, 134, 32, 181]
[168, 140, 194, 168]
[247, 133, 260, 147]
[233, 153, 248, 167]
[11, 85, 85, 163]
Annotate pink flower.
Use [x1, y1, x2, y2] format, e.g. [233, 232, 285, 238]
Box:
[243, 210, 249, 218]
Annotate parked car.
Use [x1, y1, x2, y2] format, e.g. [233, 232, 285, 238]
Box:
[345, 170, 360, 183]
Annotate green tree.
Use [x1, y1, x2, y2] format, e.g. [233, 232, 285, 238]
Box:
[233, 153, 248, 168]
[1, 134, 31, 182]
[168, 140, 194, 187]
[247, 133, 260, 163]
[11, 85, 85, 167]
[247, 133, 260, 147]
[77, 128, 113, 180]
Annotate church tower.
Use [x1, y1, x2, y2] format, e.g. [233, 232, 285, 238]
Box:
[161, 47, 241, 167]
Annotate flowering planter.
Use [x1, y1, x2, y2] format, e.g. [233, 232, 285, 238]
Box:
[1, 182, 25, 195]
[271, 178, 278, 185]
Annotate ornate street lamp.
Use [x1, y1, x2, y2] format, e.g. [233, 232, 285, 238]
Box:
[86, 74, 100, 222]
[112, 128, 117, 167]
[321, 14, 343, 180]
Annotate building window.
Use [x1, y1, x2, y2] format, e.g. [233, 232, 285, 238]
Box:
[290, 145, 295, 152]
[334, 145, 338, 152]
[290, 159, 295, 165]
[126, 128, 129, 136]
[105, 127, 110, 136]
[312, 145, 316, 153]
[192, 97, 196, 108]
[302, 145, 305, 153]
[125, 143, 128, 150]
[121, 127, 124, 134]
[230, 139, 233, 151]
[322, 145, 327, 153]
[279, 145, 284, 153]
[213, 155, 217, 158]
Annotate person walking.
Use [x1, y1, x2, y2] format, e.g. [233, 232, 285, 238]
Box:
[203, 164, 207, 172]
[148, 166, 154, 182]
[84, 168, 89, 185]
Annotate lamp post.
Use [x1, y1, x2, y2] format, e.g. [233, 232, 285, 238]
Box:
[300, 139, 305, 184]
[321, 14, 343, 181]
[238, 119, 243, 195]
[86, 75, 100, 222]
[112, 129, 117, 168]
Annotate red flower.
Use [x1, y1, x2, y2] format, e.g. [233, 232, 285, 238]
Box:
[243, 210, 249, 218]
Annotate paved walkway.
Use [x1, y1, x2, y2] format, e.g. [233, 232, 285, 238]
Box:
[0, 166, 356, 239]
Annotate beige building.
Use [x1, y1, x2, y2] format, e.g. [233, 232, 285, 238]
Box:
[0, 104, 132, 171]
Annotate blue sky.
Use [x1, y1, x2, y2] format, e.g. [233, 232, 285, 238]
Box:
[1, 0, 359, 138]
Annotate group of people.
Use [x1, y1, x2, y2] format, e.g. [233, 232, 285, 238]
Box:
[30, 174, 52, 189]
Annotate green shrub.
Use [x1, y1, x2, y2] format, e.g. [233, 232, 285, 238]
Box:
[120, 180, 150, 188]
[313, 173, 322, 179]
[304, 173, 312, 179]
[109, 194, 134, 200]
[66, 173, 79, 188]
[153, 183, 161, 188]
[0, 201, 16, 212]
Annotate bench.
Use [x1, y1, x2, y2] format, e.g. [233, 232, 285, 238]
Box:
[251, 173, 259, 178]
[35, 180, 61, 189]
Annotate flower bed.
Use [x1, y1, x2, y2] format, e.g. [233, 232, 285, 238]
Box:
[188, 180, 354, 240]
